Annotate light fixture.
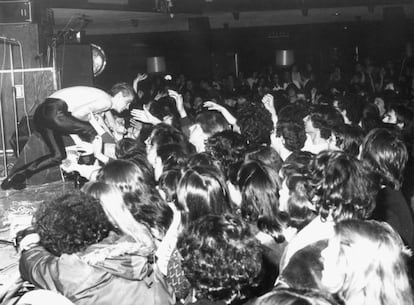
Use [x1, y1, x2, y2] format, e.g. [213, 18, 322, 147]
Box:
[147, 56, 166, 74]
[91, 44, 107, 77]
[276, 50, 295, 66]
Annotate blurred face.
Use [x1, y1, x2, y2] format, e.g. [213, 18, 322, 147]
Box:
[193, 97, 203, 111]
[278, 179, 290, 212]
[321, 237, 346, 293]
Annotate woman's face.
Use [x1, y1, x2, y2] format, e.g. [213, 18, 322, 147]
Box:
[321, 236, 346, 293]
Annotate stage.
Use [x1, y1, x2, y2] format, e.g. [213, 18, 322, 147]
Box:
[0, 180, 75, 299]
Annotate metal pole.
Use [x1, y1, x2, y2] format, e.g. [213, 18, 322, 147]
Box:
[0, 67, 55, 74]
[0, 95, 8, 178]
[52, 44, 58, 90]
[234, 53, 239, 78]
[9, 45, 20, 156]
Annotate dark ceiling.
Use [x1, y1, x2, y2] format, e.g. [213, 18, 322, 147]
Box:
[47, 0, 412, 14]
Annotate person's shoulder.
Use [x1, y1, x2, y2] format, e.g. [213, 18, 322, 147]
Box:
[52, 86, 108, 97]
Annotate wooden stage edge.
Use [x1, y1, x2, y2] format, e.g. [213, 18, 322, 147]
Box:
[0, 180, 75, 292]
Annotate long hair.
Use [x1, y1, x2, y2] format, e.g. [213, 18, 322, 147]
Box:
[360, 128, 408, 190]
[238, 160, 284, 240]
[177, 166, 232, 225]
[97, 159, 153, 195]
[310, 151, 377, 222]
[82, 182, 155, 256]
[284, 174, 316, 231]
[334, 219, 413, 305]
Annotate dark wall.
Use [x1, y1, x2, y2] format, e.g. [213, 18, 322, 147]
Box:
[85, 19, 414, 90]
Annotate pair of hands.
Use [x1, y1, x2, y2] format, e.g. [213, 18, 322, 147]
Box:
[130, 89, 186, 125]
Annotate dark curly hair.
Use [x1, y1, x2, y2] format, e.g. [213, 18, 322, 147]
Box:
[309, 151, 377, 222]
[177, 214, 263, 303]
[237, 101, 274, 145]
[276, 120, 307, 152]
[308, 105, 344, 139]
[205, 130, 247, 184]
[34, 192, 111, 256]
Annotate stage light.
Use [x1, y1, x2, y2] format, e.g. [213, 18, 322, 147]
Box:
[91, 44, 107, 77]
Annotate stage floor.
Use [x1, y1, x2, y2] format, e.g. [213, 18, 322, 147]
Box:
[0, 181, 75, 295]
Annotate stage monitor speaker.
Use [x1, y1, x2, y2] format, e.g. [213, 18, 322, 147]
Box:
[56, 44, 94, 88]
[0, 0, 32, 24]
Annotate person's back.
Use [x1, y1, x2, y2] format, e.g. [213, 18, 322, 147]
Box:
[19, 192, 174, 305]
[50, 86, 112, 116]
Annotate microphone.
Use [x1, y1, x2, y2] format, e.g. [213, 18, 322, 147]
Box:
[0, 37, 20, 45]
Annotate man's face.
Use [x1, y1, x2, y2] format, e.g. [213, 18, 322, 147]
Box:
[114, 92, 133, 113]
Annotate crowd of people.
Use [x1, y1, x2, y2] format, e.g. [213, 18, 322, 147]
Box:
[4, 55, 414, 305]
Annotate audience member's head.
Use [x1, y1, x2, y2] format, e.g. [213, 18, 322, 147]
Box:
[97, 159, 153, 195]
[82, 182, 155, 255]
[304, 105, 344, 140]
[273, 120, 307, 160]
[237, 101, 274, 145]
[177, 214, 263, 304]
[238, 160, 283, 240]
[332, 124, 365, 157]
[245, 145, 283, 173]
[34, 192, 111, 256]
[310, 151, 377, 222]
[321, 219, 413, 305]
[205, 130, 247, 185]
[360, 128, 408, 190]
[190, 111, 230, 152]
[177, 166, 232, 225]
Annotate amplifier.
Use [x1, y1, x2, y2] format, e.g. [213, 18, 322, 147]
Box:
[0, 1, 32, 24]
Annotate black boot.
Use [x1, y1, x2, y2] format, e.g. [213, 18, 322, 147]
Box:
[1, 172, 27, 190]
